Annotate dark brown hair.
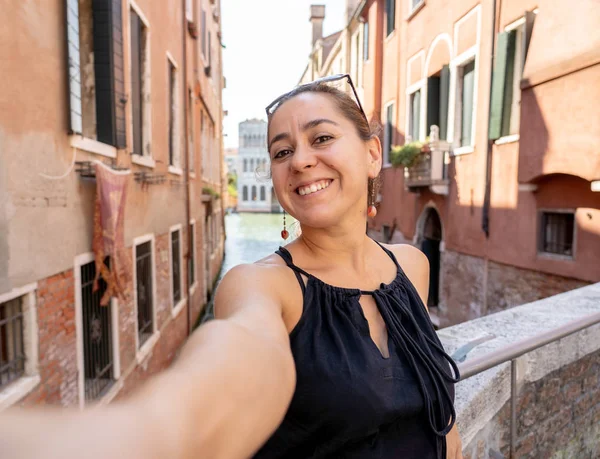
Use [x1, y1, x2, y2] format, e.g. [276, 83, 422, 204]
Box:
[267, 83, 383, 208]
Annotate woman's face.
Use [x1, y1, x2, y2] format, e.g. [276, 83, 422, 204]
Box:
[268, 92, 381, 229]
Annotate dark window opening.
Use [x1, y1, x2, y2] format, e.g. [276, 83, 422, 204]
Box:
[130, 8, 145, 155]
[0, 297, 25, 390]
[188, 224, 196, 286]
[171, 230, 182, 304]
[385, 0, 395, 37]
[81, 259, 114, 401]
[136, 241, 154, 346]
[540, 212, 575, 257]
[168, 60, 177, 166]
[426, 65, 450, 140]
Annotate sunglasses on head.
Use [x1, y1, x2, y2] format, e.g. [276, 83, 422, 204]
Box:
[265, 73, 368, 123]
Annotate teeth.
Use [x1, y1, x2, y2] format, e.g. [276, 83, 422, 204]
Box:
[298, 180, 331, 196]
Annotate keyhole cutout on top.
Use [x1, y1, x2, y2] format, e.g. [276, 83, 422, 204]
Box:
[358, 295, 390, 359]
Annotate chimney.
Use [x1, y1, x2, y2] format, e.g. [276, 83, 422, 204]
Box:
[310, 5, 326, 46]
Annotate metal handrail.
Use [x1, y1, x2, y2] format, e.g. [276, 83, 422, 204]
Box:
[456, 311, 600, 458]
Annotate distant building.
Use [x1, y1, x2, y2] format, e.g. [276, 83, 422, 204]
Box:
[224, 148, 238, 211]
[236, 119, 281, 213]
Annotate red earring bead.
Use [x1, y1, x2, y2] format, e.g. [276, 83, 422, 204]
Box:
[367, 205, 377, 218]
[281, 229, 289, 240]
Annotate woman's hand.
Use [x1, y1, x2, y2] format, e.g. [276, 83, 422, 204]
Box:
[446, 423, 464, 459]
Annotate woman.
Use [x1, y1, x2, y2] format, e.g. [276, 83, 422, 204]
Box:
[0, 75, 462, 459]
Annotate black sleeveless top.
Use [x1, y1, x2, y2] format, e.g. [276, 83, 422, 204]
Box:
[254, 241, 459, 459]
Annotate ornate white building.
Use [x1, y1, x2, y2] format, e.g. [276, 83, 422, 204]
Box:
[236, 119, 281, 213]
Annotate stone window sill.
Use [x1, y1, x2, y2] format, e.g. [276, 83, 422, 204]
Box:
[537, 252, 575, 262]
[0, 375, 41, 411]
[172, 298, 187, 319]
[136, 331, 161, 365]
[70, 135, 117, 159]
[495, 134, 520, 145]
[131, 154, 156, 169]
[168, 165, 183, 176]
[453, 146, 475, 156]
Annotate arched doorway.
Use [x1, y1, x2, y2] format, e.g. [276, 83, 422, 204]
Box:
[418, 208, 443, 308]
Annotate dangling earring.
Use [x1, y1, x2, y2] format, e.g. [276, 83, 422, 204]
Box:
[367, 181, 377, 218]
[281, 211, 289, 240]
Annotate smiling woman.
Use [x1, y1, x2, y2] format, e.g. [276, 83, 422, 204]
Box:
[0, 76, 462, 459]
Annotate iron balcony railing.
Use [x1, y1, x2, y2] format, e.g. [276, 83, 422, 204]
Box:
[455, 311, 600, 458]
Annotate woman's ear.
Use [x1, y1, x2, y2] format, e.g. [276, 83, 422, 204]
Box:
[367, 136, 383, 179]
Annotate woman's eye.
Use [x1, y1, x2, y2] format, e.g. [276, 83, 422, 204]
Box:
[314, 135, 333, 144]
[273, 149, 292, 159]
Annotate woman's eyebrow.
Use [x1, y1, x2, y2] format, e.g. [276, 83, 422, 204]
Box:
[268, 119, 340, 150]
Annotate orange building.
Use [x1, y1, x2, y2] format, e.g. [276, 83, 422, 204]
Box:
[355, 0, 600, 327]
[0, 0, 225, 408]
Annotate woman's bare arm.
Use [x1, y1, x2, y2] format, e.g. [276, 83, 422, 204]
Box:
[0, 263, 296, 459]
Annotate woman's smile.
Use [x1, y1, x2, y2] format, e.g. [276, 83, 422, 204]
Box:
[295, 179, 333, 197]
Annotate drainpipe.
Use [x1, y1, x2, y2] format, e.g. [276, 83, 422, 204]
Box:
[182, 0, 192, 335]
[482, 0, 499, 238]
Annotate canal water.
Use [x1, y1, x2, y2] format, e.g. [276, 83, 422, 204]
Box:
[200, 212, 296, 322]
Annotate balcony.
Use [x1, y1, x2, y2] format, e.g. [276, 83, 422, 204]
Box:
[401, 126, 450, 195]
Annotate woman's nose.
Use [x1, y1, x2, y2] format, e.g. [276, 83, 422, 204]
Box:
[290, 143, 317, 171]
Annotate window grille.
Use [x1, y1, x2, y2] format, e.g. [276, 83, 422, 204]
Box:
[81, 259, 113, 401]
[136, 241, 154, 345]
[0, 297, 25, 390]
[540, 212, 575, 257]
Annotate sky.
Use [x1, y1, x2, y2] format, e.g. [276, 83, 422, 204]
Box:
[221, 0, 346, 149]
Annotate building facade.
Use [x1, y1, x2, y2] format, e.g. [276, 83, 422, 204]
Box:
[300, 0, 600, 328]
[236, 119, 281, 213]
[358, 0, 600, 327]
[0, 0, 225, 408]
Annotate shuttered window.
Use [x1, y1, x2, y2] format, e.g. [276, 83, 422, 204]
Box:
[386, 0, 395, 37]
[93, 0, 126, 148]
[171, 230, 182, 305]
[426, 65, 450, 140]
[460, 60, 475, 147]
[409, 90, 421, 141]
[168, 59, 177, 166]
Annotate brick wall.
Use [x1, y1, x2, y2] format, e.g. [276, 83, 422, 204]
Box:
[13, 226, 215, 408]
[463, 349, 600, 459]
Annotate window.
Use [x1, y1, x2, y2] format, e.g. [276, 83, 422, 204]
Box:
[458, 60, 476, 147]
[168, 57, 178, 167]
[188, 89, 195, 173]
[130, 7, 150, 157]
[66, 0, 126, 147]
[383, 103, 394, 164]
[489, 13, 536, 140]
[385, 0, 395, 37]
[426, 66, 450, 140]
[243, 158, 248, 172]
[363, 21, 369, 61]
[207, 32, 212, 75]
[170, 228, 182, 306]
[252, 186, 257, 201]
[79, 259, 114, 401]
[539, 212, 575, 257]
[260, 186, 266, 201]
[409, 90, 421, 141]
[189, 221, 197, 287]
[0, 298, 25, 390]
[135, 240, 154, 347]
[243, 186, 248, 201]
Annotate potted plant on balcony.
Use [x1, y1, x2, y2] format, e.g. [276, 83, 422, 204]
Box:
[202, 186, 221, 201]
[390, 141, 425, 168]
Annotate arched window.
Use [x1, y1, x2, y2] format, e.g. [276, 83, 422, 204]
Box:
[242, 186, 248, 201]
[243, 158, 248, 172]
[250, 158, 255, 172]
[260, 186, 266, 201]
[251, 186, 257, 201]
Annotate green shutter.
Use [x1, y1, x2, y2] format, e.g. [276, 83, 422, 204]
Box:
[489, 30, 515, 140]
[439, 65, 450, 140]
[427, 76, 440, 137]
[500, 32, 516, 136]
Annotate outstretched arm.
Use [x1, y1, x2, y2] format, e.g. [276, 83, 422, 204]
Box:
[0, 263, 296, 459]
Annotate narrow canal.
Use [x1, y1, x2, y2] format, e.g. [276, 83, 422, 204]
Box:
[201, 212, 295, 322]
